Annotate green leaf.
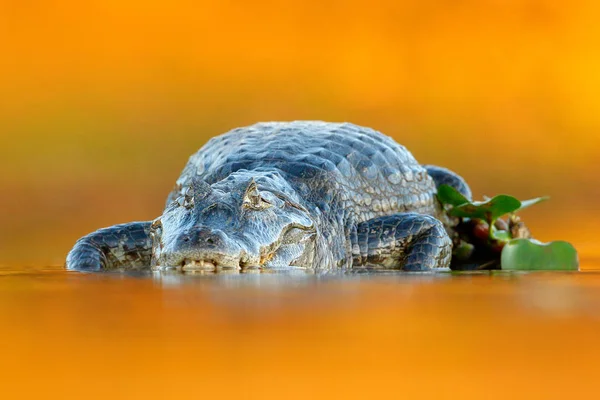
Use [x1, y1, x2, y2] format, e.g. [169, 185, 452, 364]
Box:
[437, 184, 550, 226]
[518, 196, 550, 211]
[437, 184, 470, 207]
[448, 195, 522, 221]
[501, 239, 579, 271]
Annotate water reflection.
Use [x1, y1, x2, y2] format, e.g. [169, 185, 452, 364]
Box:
[2, 266, 600, 398]
[151, 267, 456, 288]
[149, 268, 452, 314]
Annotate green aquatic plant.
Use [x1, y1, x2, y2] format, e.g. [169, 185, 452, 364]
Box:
[437, 185, 579, 271]
[501, 239, 579, 271]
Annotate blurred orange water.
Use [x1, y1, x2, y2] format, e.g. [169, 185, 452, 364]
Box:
[2, 267, 600, 399]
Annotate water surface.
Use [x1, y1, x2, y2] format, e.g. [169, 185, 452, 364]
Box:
[1, 265, 600, 399]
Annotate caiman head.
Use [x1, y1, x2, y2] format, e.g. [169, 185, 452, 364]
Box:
[150, 171, 316, 271]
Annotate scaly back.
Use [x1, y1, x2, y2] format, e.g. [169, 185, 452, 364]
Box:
[170, 121, 438, 222]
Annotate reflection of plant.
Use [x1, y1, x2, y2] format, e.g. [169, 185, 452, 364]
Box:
[437, 185, 578, 271]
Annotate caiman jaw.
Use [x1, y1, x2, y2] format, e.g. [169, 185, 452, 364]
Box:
[181, 259, 219, 272]
[180, 258, 242, 272]
[179, 256, 264, 272]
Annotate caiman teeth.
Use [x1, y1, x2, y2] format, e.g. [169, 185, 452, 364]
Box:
[182, 259, 216, 272]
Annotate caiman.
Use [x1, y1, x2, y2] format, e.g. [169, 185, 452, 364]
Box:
[66, 121, 472, 272]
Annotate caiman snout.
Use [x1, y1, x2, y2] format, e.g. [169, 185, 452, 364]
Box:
[159, 226, 249, 271]
[177, 227, 228, 249]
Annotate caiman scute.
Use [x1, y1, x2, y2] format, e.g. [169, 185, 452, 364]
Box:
[66, 121, 471, 272]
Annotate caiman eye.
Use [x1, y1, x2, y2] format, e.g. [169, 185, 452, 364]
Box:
[243, 194, 272, 211]
[242, 180, 272, 211]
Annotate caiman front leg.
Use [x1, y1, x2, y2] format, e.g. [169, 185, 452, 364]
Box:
[351, 213, 452, 271]
[66, 222, 153, 271]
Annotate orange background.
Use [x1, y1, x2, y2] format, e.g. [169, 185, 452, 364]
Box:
[1, 0, 599, 266]
[2, 3, 600, 399]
